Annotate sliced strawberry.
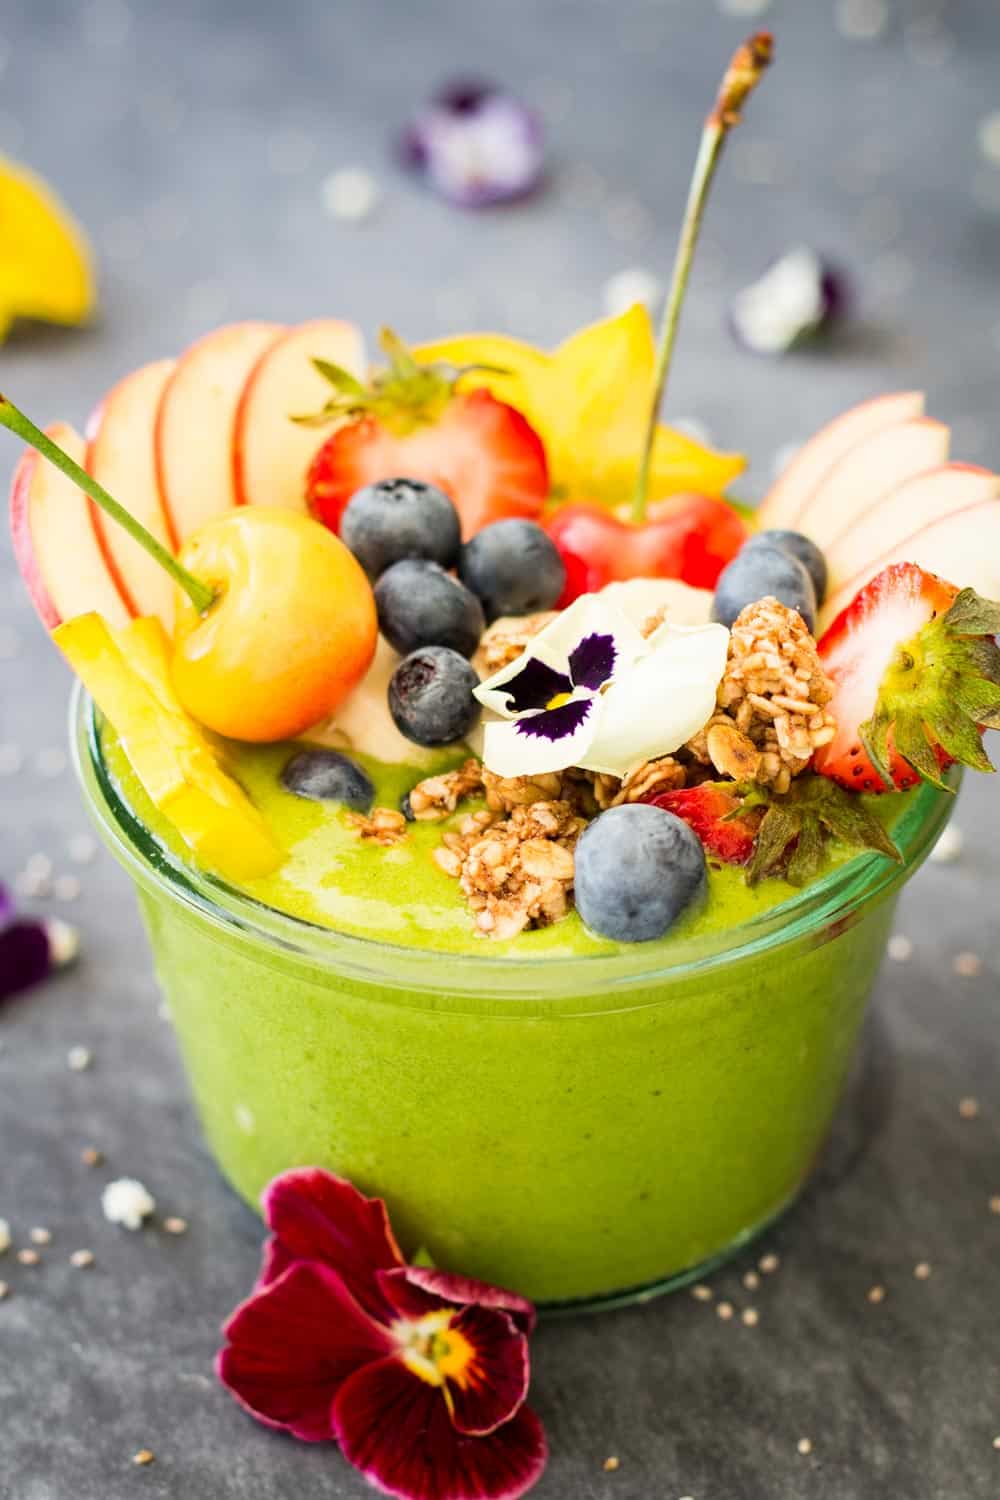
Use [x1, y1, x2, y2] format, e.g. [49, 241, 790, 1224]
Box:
[645, 783, 760, 864]
[307, 388, 548, 540]
[816, 562, 1000, 792]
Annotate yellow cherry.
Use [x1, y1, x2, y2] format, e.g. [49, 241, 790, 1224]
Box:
[171, 507, 377, 742]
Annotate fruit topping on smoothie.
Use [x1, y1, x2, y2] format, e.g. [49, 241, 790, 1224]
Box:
[5, 29, 1000, 952]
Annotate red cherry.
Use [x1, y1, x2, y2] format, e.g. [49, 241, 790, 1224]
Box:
[544, 494, 749, 606]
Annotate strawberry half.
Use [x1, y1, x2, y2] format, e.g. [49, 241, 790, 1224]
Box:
[815, 562, 1000, 793]
[644, 783, 761, 864]
[301, 331, 549, 540]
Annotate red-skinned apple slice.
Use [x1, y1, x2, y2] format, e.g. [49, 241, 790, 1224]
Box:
[234, 319, 367, 510]
[757, 390, 926, 531]
[86, 358, 177, 627]
[793, 417, 950, 547]
[155, 321, 283, 542]
[825, 464, 1000, 593]
[819, 499, 1000, 632]
[9, 422, 132, 630]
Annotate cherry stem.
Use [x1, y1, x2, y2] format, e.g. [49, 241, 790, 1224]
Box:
[0, 396, 216, 615]
[631, 32, 773, 526]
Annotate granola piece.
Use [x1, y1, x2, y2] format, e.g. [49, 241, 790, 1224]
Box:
[346, 807, 408, 846]
[687, 597, 836, 794]
[616, 756, 687, 803]
[472, 612, 558, 678]
[483, 768, 565, 813]
[437, 799, 585, 940]
[407, 758, 485, 821]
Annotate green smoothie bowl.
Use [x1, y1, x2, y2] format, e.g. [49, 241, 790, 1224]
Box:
[73, 689, 954, 1310]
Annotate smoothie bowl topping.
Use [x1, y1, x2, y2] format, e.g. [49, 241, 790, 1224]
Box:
[5, 27, 1000, 956]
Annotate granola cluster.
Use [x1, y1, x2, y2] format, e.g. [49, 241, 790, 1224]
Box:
[471, 612, 558, 678]
[345, 807, 408, 846]
[406, 758, 485, 821]
[434, 801, 584, 941]
[687, 597, 836, 794]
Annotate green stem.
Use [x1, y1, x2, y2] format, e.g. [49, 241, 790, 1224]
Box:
[631, 31, 773, 525]
[0, 395, 215, 614]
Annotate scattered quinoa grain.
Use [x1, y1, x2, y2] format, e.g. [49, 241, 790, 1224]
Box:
[914, 1261, 932, 1280]
[959, 1097, 980, 1119]
[993, 1435, 1000, 1451]
[67, 1046, 92, 1072]
[989, 1195, 1000, 1215]
[132, 1449, 155, 1467]
[70, 1249, 94, 1269]
[953, 951, 982, 978]
[0, 1281, 8, 1299]
[29, 1228, 51, 1246]
[758, 1252, 780, 1274]
[691, 1284, 713, 1302]
[603, 1456, 620, 1472]
[17, 1248, 40, 1266]
[81, 1147, 103, 1167]
[163, 1217, 188, 1235]
[887, 934, 913, 962]
[716, 1300, 734, 1321]
[743, 1270, 760, 1291]
[102, 1178, 155, 1231]
[742, 1307, 760, 1327]
[797, 1437, 813, 1456]
[0, 1219, 10, 1254]
[867, 1284, 886, 1304]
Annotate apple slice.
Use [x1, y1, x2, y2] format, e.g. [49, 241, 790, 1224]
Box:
[86, 359, 177, 628]
[9, 422, 132, 629]
[819, 499, 1000, 633]
[155, 321, 284, 542]
[757, 391, 926, 531]
[794, 418, 950, 548]
[234, 318, 367, 510]
[825, 464, 1000, 594]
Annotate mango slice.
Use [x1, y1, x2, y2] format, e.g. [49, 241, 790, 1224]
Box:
[0, 156, 95, 339]
[56, 613, 283, 882]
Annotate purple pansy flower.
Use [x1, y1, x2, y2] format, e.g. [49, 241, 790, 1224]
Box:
[217, 1169, 547, 1500]
[399, 80, 545, 208]
[475, 592, 730, 779]
[0, 880, 78, 1003]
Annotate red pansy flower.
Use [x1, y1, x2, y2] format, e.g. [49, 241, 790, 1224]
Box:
[217, 1169, 547, 1500]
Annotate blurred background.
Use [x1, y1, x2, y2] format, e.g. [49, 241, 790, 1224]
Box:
[1, 0, 998, 500]
[3, 4, 1000, 1498]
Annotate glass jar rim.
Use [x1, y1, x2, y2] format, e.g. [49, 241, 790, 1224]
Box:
[71, 686, 955, 1003]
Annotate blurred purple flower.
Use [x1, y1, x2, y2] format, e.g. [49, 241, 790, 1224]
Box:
[399, 81, 545, 208]
[0, 880, 78, 1003]
[727, 247, 849, 356]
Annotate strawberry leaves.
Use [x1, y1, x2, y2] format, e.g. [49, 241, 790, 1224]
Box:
[860, 587, 1000, 792]
[746, 776, 902, 887]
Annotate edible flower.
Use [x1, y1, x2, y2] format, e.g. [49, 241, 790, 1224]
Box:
[415, 305, 746, 507]
[0, 880, 78, 1003]
[475, 593, 729, 778]
[217, 1169, 547, 1500]
[399, 80, 545, 208]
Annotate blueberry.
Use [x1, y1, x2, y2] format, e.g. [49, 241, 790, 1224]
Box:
[574, 804, 706, 943]
[743, 528, 827, 604]
[389, 647, 482, 748]
[712, 545, 817, 632]
[458, 520, 566, 621]
[375, 559, 485, 658]
[340, 478, 461, 580]
[281, 749, 375, 812]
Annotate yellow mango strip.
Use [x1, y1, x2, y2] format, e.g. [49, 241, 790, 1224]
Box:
[55, 613, 283, 882]
[0, 156, 95, 339]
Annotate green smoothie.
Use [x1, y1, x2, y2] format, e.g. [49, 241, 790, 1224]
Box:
[83, 705, 951, 1306]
